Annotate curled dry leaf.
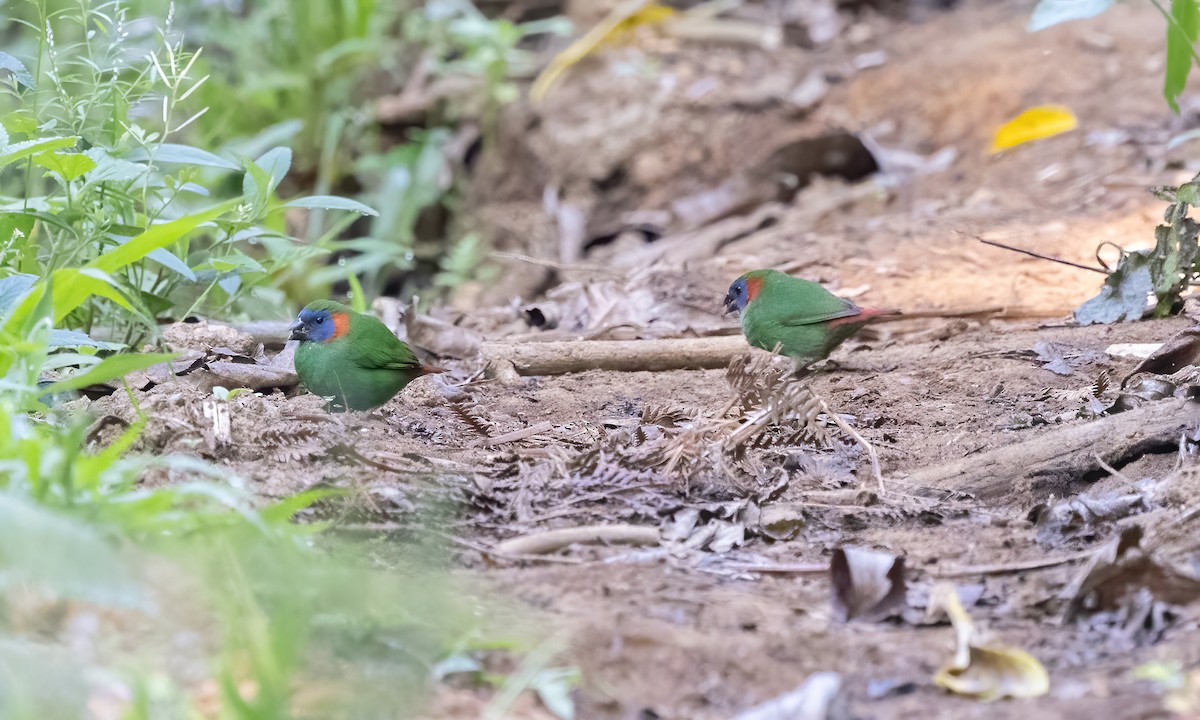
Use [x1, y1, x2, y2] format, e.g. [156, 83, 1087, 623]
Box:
[1062, 525, 1200, 623]
[1121, 326, 1200, 388]
[830, 546, 906, 622]
[926, 582, 1050, 701]
[1031, 487, 1150, 544]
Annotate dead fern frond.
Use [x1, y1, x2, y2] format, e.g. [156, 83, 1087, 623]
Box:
[253, 426, 326, 463]
[641, 403, 702, 428]
[451, 400, 494, 437]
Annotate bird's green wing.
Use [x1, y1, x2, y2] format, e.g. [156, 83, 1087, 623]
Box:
[346, 314, 423, 371]
[775, 303, 862, 326]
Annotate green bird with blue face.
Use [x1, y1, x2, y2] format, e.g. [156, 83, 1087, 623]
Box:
[724, 269, 899, 372]
[289, 300, 442, 411]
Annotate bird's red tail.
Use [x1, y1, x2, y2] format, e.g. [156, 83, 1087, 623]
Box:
[829, 307, 901, 326]
[858, 307, 901, 320]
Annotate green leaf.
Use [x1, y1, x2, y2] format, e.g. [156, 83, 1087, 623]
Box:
[42, 352, 177, 396]
[1027, 0, 1115, 31]
[1075, 252, 1154, 324]
[0, 51, 34, 89]
[282, 195, 379, 216]
[254, 146, 292, 193]
[1165, 0, 1200, 112]
[0, 273, 36, 320]
[49, 268, 134, 323]
[0, 136, 79, 170]
[90, 200, 238, 276]
[242, 160, 273, 212]
[126, 143, 240, 171]
[1, 109, 38, 136]
[33, 150, 97, 181]
[0, 494, 143, 606]
[48, 329, 124, 351]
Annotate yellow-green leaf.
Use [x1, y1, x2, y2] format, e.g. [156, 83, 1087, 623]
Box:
[0, 136, 78, 169]
[927, 583, 1049, 701]
[991, 105, 1078, 153]
[50, 268, 132, 323]
[34, 150, 97, 181]
[87, 199, 237, 275]
[531, 0, 675, 102]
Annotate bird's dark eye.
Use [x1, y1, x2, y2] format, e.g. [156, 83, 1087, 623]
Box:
[316, 317, 325, 324]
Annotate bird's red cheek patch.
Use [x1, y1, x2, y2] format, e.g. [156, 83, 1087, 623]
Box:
[745, 276, 764, 302]
[327, 312, 350, 342]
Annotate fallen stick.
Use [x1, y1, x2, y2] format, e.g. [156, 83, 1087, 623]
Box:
[482, 336, 750, 380]
[494, 524, 661, 556]
[904, 398, 1200, 499]
[473, 421, 556, 448]
[930, 550, 1095, 578]
[723, 562, 828, 575]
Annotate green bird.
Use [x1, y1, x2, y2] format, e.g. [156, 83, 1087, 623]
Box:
[723, 269, 898, 371]
[289, 300, 442, 411]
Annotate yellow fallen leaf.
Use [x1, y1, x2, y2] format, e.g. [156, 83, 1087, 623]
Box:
[531, 0, 676, 103]
[991, 105, 1078, 153]
[927, 582, 1050, 701]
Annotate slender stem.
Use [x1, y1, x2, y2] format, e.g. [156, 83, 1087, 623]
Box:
[959, 231, 1109, 274]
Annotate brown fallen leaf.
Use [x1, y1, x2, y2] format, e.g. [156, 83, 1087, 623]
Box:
[1121, 326, 1200, 389]
[1062, 525, 1200, 623]
[830, 546, 906, 622]
[926, 582, 1049, 701]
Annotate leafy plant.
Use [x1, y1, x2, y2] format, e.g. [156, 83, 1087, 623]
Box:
[1076, 173, 1200, 324]
[1, 2, 377, 345]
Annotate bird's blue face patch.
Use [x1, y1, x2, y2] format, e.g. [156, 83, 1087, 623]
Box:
[724, 278, 750, 314]
[290, 308, 336, 343]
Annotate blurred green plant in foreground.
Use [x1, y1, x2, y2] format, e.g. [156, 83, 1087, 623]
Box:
[0, 2, 577, 715]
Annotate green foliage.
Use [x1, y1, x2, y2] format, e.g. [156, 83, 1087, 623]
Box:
[0, 6, 514, 716]
[1165, 0, 1200, 112]
[1029, 0, 1200, 112]
[1076, 174, 1200, 323]
[0, 1, 377, 345]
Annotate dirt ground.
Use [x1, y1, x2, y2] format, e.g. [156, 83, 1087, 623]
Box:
[86, 0, 1200, 717]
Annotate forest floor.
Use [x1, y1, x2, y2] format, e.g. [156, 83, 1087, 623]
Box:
[89, 0, 1200, 717]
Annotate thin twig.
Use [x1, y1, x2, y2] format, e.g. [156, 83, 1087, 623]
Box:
[495, 524, 660, 555]
[819, 398, 884, 495]
[722, 562, 828, 574]
[959, 231, 1108, 274]
[473, 421, 557, 448]
[442, 533, 586, 565]
[1093, 453, 1138, 488]
[930, 549, 1095, 578]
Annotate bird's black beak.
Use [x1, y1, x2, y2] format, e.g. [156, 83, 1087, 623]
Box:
[288, 319, 308, 341]
[722, 293, 737, 316]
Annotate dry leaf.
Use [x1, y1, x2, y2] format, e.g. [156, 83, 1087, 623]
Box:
[731, 672, 845, 720]
[531, 0, 676, 102]
[829, 546, 906, 622]
[926, 583, 1049, 701]
[1120, 326, 1200, 388]
[1062, 525, 1200, 623]
[991, 105, 1078, 153]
